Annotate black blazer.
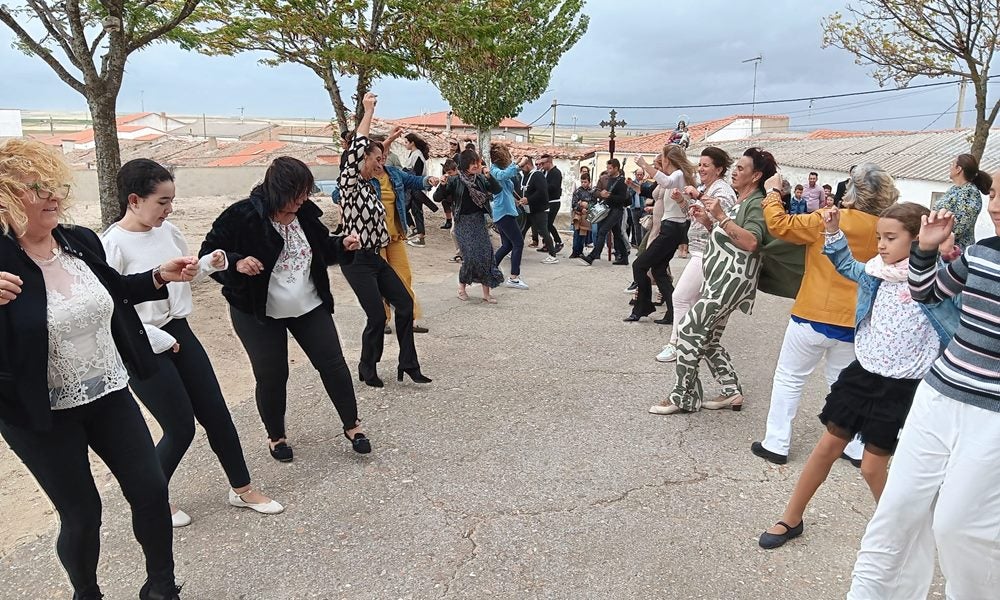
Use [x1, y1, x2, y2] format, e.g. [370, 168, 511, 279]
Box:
[604, 176, 630, 208]
[544, 166, 563, 201]
[834, 179, 849, 207]
[199, 188, 352, 323]
[0, 226, 167, 431]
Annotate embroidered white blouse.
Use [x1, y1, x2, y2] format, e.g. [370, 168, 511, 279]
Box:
[36, 251, 128, 410]
[855, 280, 940, 379]
[266, 216, 323, 319]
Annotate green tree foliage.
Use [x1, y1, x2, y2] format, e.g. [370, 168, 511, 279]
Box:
[0, 1, 205, 228]
[823, 0, 1000, 160]
[425, 0, 588, 150]
[193, 0, 439, 133]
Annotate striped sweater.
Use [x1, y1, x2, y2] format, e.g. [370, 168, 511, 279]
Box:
[909, 237, 1000, 411]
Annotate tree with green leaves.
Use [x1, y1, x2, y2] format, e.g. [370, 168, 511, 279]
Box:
[193, 0, 438, 134]
[823, 0, 1000, 160]
[0, 1, 206, 228]
[426, 0, 589, 151]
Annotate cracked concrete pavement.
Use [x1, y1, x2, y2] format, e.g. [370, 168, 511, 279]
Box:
[0, 236, 945, 599]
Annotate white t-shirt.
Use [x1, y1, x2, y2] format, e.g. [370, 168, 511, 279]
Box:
[102, 221, 225, 352]
[266, 217, 323, 319]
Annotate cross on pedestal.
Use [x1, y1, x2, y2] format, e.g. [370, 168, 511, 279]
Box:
[600, 109, 627, 159]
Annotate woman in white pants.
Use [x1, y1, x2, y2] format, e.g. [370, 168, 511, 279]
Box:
[656, 147, 736, 363]
[848, 179, 1000, 600]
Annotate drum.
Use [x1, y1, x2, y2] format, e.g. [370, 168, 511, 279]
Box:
[587, 201, 610, 224]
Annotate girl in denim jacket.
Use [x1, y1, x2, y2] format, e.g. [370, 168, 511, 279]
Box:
[758, 202, 959, 550]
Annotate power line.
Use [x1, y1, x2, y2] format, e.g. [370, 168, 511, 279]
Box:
[558, 76, 996, 110]
[525, 106, 552, 127]
[921, 101, 959, 131]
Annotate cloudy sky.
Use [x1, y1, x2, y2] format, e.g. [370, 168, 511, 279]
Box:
[1, 0, 991, 135]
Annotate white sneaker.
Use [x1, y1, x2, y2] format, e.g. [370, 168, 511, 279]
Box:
[541, 256, 559, 264]
[228, 489, 285, 515]
[171, 508, 192, 528]
[505, 278, 529, 290]
[656, 344, 678, 363]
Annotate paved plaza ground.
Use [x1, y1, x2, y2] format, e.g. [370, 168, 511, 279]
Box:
[0, 207, 944, 599]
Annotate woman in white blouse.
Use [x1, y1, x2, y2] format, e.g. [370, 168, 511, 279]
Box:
[102, 159, 283, 527]
[0, 140, 197, 599]
[200, 156, 365, 464]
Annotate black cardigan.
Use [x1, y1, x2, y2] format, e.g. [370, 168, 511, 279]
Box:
[199, 189, 352, 322]
[0, 226, 167, 431]
[517, 170, 549, 212]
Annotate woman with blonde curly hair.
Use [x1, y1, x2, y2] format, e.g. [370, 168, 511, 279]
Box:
[0, 139, 199, 599]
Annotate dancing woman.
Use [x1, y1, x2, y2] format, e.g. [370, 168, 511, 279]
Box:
[102, 159, 283, 526]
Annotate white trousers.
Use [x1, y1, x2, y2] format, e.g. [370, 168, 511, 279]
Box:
[669, 253, 704, 346]
[848, 382, 1000, 600]
[761, 319, 864, 460]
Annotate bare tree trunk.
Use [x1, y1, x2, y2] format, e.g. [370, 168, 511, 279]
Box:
[88, 94, 122, 230]
[323, 68, 350, 133]
[353, 68, 373, 127]
[477, 129, 492, 157]
[969, 79, 993, 162]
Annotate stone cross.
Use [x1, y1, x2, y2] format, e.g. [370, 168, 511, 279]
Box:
[599, 109, 627, 159]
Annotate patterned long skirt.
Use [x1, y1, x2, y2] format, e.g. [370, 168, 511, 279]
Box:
[454, 212, 504, 288]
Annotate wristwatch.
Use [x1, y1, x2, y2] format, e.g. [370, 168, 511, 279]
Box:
[152, 266, 167, 286]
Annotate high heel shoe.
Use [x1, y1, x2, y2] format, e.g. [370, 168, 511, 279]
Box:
[344, 428, 371, 454]
[702, 393, 744, 411]
[358, 371, 384, 388]
[397, 367, 432, 383]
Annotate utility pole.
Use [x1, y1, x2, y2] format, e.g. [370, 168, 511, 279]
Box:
[572, 115, 578, 134]
[237, 106, 245, 124]
[955, 79, 967, 128]
[742, 55, 762, 135]
[140, 90, 144, 112]
[550, 98, 557, 146]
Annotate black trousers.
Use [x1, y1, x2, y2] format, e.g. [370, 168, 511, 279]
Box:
[340, 250, 420, 380]
[546, 200, 563, 245]
[523, 210, 555, 257]
[129, 318, 251, 489]
[407, 190, 425, 235]
[0, 389, 174, 596]
[229, 305, 359, 440]
[586, 207, 629, 261]
[632, 221, 685, 317]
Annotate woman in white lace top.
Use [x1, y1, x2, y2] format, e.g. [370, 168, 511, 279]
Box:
[0, 139, 200, 599]
[102, 159, 283, 528]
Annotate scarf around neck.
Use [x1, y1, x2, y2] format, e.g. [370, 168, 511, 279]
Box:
[865, 255, 910, 283]
[458, 171, 491, 209]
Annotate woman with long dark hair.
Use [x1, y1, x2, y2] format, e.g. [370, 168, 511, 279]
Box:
[403, 132, 435, 248]
[200, 155, 369, 463]
[102, 159, 283, 527]
[339, 93, 432, 387]
[935, 152, 992, 249]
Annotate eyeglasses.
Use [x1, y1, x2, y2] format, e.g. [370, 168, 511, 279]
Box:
[29, 183, 71, 200]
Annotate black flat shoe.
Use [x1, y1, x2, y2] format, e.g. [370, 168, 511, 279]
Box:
[73, 588, 104, 600]
[344, 429, 371, 454]
[751, 441, 788, 465]
[623, 313, 641, 322]
[840, 452, 862, 468]
[397, 367, 432, 383]
[268, 441, 293, 462]
[384, 325, 392, 334]
[653, 315, 673, 325]
[139, 580, 182, 600]
[612, 259, 629, 265]
[759, 520, 803, 549]
[413, 324, 429, 334]
[358, 372, 384, 388]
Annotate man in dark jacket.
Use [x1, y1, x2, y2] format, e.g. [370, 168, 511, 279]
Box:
[515, 157, 557, 262]
[833, 165, 855, 207]
[580, 158, 630, 265]
[538, 154, 564, 253]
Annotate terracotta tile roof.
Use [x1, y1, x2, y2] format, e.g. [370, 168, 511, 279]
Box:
[206, 141, 287, 167]
[603, 114, 791, 154]
[390, 111, 530, 130]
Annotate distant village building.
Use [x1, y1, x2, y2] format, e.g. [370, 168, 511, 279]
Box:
[0, 109, 24, 138]
[389, 111, 531, 142]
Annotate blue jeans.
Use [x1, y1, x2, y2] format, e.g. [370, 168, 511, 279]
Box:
[493, 215, 524, 277]
[572, 229, 588, 255]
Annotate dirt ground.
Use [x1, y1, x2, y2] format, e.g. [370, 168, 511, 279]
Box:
[0, 193, 461, 558]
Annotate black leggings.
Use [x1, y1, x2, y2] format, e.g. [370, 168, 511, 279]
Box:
[546, 201, 563, 245]
[229, 305, 359, 441]
[0, 390, 174, 596]
[631, 221, 685, 317]
[340, 250, 419, 380]
[129, 318, 251, 490]
[524, 210, 555, 257]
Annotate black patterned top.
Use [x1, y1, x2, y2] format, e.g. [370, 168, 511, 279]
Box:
[338, 135, 389, 249]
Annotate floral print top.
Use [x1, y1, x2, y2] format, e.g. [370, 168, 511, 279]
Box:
[855, 279, 939, 379]
[265, 216, 322, 319]
[934, 182, 983, 249]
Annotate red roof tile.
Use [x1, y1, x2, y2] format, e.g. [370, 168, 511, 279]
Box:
[206, 141, 287, 167]
[390, 111, 529, 130]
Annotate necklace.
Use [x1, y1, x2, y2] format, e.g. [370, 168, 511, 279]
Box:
[21, 238, 61, 264]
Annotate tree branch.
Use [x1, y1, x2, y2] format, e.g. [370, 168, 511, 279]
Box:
[63, 0, 101, 81]
[127, 0, 201, 52]
[0, 7, 86, 94]
[24, 0, 86, 71]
